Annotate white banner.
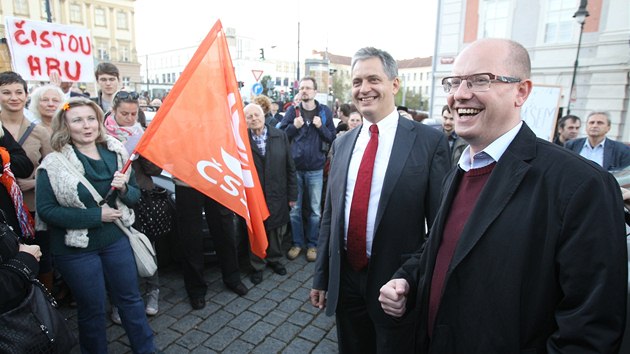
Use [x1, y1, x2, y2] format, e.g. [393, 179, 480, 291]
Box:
[521, 85, 562, 141]
[4, 17, 94, 82]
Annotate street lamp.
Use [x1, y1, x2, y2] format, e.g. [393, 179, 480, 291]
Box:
[566, 0, 589, 115]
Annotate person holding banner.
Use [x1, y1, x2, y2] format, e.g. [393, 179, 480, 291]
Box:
[36, 97, 156, 353]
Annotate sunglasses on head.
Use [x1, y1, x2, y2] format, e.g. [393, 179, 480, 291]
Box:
[114, 91, 139, 101]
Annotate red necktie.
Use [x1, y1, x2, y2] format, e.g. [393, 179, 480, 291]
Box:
[347, 124, 379, 271]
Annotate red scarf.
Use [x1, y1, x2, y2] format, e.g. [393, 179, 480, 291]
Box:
[0, 147, 35, 238]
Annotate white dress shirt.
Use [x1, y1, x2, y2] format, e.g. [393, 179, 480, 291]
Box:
[458, 121, 523, 171]
[579, 138, 605, 168]
[344, 109, 399, 257]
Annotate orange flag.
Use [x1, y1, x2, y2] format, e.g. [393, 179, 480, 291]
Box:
[134, 20, 270, 258]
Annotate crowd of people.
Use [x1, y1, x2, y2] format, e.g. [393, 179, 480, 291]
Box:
[2, 37, 630, 354]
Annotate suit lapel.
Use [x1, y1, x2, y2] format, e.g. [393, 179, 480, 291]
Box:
[448, 125, 535, 272]
[374, 117, 415, 229]
[331, 128, 360, 223]
[603, 138, 613, 170]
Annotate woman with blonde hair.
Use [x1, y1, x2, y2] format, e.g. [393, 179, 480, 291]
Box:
[36, 97, 156, 353]
[253, 95, 278, 127]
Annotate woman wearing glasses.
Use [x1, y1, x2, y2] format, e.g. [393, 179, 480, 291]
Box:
[36, 97, 156, 354]
[104, 91, 163, 321]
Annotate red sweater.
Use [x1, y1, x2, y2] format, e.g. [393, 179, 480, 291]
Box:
[428, 162, 496, 337]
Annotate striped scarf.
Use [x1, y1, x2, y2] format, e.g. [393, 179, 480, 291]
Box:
[0, 147, 35, 239]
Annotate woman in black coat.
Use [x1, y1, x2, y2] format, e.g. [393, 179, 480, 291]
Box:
[1, 124, 40, 313]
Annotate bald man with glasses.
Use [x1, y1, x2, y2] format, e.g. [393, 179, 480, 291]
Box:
[380, 38, 627, 353]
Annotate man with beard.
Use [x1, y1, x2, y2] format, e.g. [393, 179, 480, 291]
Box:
[279, 77, 336, 262]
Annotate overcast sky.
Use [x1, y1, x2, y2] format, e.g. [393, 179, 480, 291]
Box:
[134, 0, 438, 61]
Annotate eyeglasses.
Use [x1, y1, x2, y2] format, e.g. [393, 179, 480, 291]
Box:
[441, 73, 521, 94]
[114, 91, 139, 101]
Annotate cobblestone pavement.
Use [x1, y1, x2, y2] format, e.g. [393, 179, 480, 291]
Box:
[60, 255, 339, 353]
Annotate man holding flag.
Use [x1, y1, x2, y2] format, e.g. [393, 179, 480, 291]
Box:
[132, 21, 269, 308]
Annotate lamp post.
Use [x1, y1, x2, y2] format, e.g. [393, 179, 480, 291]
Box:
[566, 0, 589, 115]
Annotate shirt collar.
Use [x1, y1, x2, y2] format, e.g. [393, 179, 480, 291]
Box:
[458, 121, 523, 171]
[365, 108, 399, 131]
[584, 137, 606, 149]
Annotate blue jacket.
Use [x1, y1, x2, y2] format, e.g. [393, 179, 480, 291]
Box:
[279, 100, 336, 171]
[565, 137, 630, 171]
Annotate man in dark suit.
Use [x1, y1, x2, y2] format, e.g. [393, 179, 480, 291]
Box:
[565, 111, 630, 170]
[310, 47, 450, 353]
[379, 38, 627, 353]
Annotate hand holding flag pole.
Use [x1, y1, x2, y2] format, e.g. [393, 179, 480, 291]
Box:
[99, 152, 139, 206]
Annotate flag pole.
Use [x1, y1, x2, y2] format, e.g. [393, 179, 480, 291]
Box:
[99, 152, 139, 205]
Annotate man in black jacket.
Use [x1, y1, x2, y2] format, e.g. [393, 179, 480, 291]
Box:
[244, 104, 297, 284]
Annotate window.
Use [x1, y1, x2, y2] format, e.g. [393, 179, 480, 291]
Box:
[69, 3, 82, 23]
[97, 42, 109, 60]
[122, 76, 130, 88]
[13, 0, 29, 15]
[116, 10, 128, 30]
[162, 74, 166, 83]
[544, 0, 577, 43]
[420, 73, 423, 81]
[94, 7, 106, 27]
[119, 46, 129, 62]
[480, 0, 510, 38]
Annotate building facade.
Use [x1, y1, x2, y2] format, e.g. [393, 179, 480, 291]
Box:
[0, 0, 140, 94]
[432, 0, 630, 141]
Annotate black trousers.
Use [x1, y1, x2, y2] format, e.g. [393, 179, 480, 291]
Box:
[175, 186, 244, 298]
[336, 253, 417, 354]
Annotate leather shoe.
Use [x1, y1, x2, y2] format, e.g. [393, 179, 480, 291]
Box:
[250, 271, 263, 284]
[226, 281, 248, 296]
[190, 297, 205, 310]
[268, 262, 287, 275]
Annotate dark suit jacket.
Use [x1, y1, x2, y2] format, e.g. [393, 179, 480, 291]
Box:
[249, 125, 297, 229]
[396, 124, 627, 353]
[313, 116, 450, 322]
[451, 136, 467, 165]
[565, 137, 630, 171]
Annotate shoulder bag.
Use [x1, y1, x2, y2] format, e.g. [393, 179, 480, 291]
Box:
[56, 155, 157, 277]
[0, 211, 77, 353]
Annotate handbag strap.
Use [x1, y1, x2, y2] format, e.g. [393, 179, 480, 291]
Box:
[1, 261, 59, 307]
[17, 122, 37, 146]
[55, 154, 131, 235]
